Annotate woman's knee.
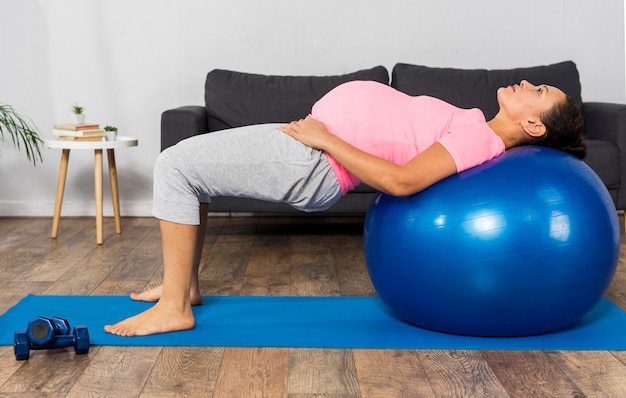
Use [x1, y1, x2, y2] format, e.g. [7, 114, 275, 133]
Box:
[153, 146, 192, 195]
[154, 146, 181, 178]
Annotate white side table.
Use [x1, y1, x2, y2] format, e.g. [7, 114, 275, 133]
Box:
[46, 136, 139, 244]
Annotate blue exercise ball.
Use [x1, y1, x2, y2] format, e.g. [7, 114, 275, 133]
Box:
[364, 146, 620, 337]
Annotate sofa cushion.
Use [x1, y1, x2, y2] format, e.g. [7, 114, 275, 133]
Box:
[391, 61, 582, 120]
[205, 66, 389, 131]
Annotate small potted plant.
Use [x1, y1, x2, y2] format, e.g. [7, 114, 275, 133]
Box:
[72, 103, 85, 124]
[0, 103, 44, 166]
[104, 125, 118, 141]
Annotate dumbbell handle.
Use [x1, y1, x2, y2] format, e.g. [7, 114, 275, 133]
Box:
[28, 334, 77, 350]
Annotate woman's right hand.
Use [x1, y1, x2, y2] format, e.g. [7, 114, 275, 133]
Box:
[278, 115, 336, 151]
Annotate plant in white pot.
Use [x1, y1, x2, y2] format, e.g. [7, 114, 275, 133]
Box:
[0, 103, 44, 166]
[104, 125, 118, 141]
[72, 103, 85, 124]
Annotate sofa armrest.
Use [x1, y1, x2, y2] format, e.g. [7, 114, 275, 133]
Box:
[583, 102, 626, 210]
[582, 102, 626, 145]
[160, 106, 207, 151]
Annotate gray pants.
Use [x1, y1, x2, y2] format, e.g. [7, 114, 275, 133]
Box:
[152, 124, 342, 225]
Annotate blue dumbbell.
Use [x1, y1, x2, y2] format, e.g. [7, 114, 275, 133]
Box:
[14, 316, 90, 360]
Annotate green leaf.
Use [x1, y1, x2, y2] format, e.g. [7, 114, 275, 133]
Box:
[0, 103, 44, 166]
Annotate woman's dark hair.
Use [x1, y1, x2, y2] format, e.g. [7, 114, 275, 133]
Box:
[532, 95, 586, 159]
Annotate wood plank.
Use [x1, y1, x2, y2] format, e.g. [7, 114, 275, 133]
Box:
[215, 217, 259, 245]
[200, 241, 252, 283]
[609, 350, 626, 367]
[287, 348, 359, 397]
[41, 246, 120, 296]
[353, 349, 436, 397]
[240, 245, 291, 296]
[290, 245, 340, 296]
[420, 350, 510, 397]
[0, 280, 53, 314]
[65, 346, 161, 397]
[333, 244, 375, 296]
[0, 217, 31, 236]
[547, 350, 626, 396]
[0, 218, 46, 249]
[200, 219, 256, 291]
[197, 241, 251, 297]
[0, 346, 26, 390]
[102, 217, 161, 282]
[213, 347, 288, 397]
[204, 215, 228, 244]
[0, 218, 61, 282]
[11, 218, 97, 283]
[90, 279, 150, 296]
[41, 218, 155, 296]
[141, 347, 224, 396]
[483, 350, 583, 397]
[0, 346, 98, 395]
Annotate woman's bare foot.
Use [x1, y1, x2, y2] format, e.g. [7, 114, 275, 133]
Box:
[104, 301, 195, 336]
[130, 284, 203, 306]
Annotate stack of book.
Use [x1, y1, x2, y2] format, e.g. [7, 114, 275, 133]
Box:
[53, 124, 106, 141]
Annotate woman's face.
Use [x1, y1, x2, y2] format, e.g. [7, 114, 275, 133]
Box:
[497, 80, 566, 123]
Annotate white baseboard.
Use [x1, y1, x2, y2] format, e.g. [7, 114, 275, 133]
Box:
[0, 201, 154, 217]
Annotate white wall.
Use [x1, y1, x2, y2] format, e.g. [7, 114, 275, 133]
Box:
[1, 0, 624, 217]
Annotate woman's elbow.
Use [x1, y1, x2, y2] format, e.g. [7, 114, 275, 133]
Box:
[379, 180, 423, 197]
[380, 173, 447, 196]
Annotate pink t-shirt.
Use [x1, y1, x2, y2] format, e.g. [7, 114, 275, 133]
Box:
[311, 81, 505, 194]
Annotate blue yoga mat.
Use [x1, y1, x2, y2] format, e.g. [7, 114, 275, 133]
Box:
[2, 295, 626, 350]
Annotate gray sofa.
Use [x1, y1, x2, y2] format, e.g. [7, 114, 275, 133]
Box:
[161, 61, 626, 214]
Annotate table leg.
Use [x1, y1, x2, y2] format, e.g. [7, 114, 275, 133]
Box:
[95, 149, 103, 245]
[51, 149, 70, 239]
[107, 149, 121, 234]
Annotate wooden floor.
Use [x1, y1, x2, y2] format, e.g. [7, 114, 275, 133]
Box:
[1, 215, 626, 397]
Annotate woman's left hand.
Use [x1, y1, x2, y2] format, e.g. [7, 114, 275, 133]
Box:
[279, 116, 334, 151]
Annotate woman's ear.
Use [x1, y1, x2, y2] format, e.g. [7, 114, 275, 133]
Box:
[521, 119, 547, 138]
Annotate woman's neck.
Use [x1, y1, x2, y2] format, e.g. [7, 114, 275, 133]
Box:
[487, 117, 522, 150]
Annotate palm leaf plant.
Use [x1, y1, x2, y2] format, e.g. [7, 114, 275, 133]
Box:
[0, 103, 44, 166]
